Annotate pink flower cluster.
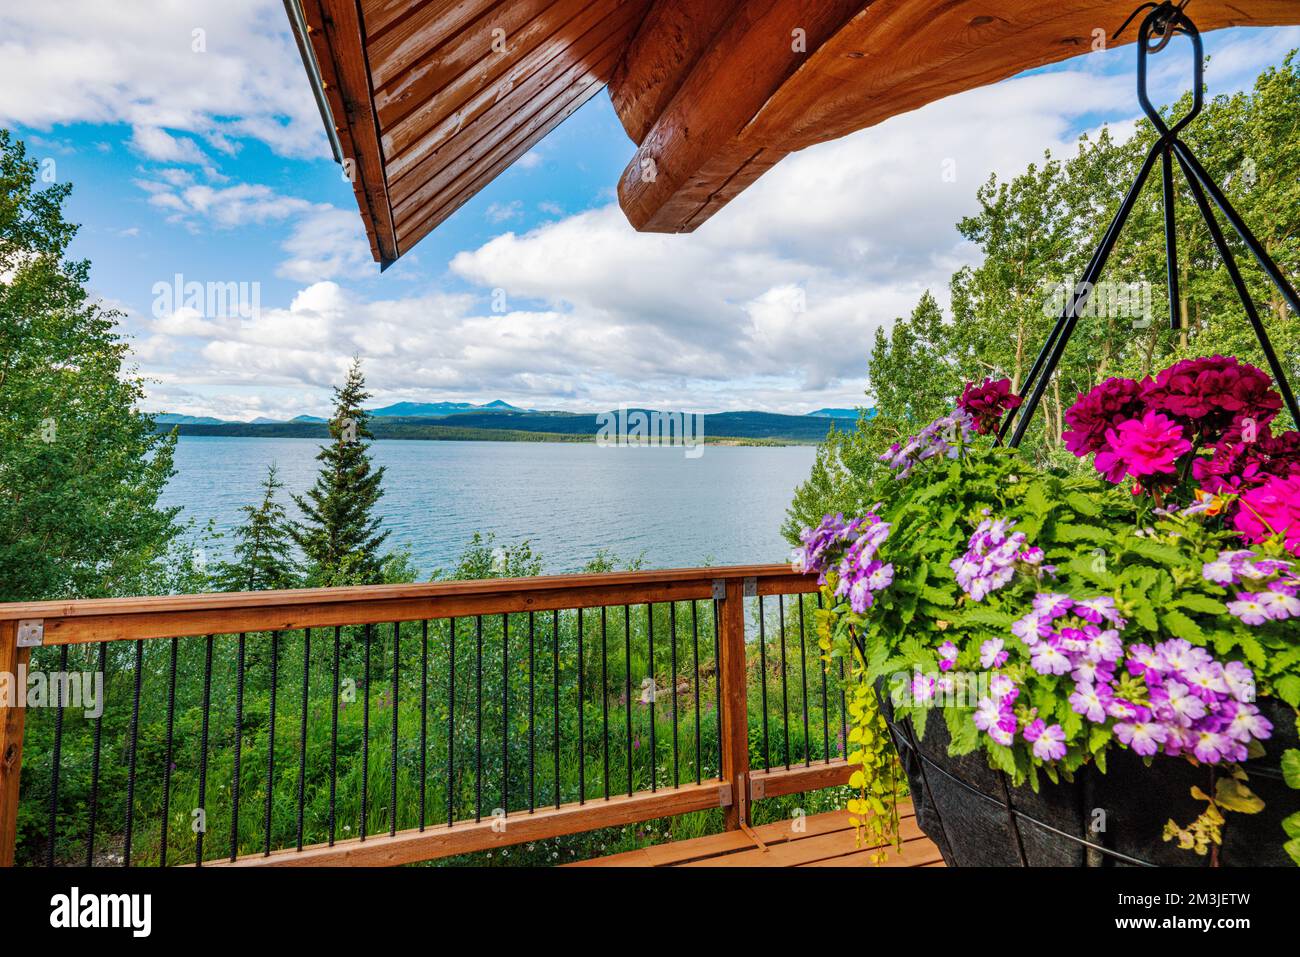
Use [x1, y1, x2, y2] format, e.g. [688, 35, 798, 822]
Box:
[878, 410, 974, 480]
[1203, 549, 1300, 625]
[792, 511, 894, 614]
[1234, 475, 1300, 556]
[995, 594, 1272, 763]
[1064, 357, 1290, 490]
[949, 514, 1050, 601]
[956, 377, 1023, 435]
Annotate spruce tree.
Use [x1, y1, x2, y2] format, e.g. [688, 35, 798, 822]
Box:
[214, 464, 299, 591]
[292, 358, 389, 583]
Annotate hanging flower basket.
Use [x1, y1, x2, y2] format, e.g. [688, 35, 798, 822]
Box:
[793, 3, 1300, 867]
[798, 358, 1300, 866]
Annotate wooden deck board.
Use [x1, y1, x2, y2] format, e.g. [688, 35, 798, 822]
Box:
[567, 805, 944, 868]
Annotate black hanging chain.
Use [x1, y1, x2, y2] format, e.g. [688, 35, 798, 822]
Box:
[1001, 1, 1300, 446]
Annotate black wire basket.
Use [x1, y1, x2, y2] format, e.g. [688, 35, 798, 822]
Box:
[874, 2, 1300, 867]
[878, 682, 1297, 867]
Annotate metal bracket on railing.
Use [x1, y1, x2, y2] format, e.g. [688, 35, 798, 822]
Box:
[712, 579, 726, 602]
[718, 781, 733, 807]
[743, 577, 757, 598]
[15, 620, 44, 648]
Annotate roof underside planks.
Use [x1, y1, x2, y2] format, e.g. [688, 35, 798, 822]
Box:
[291, 0, 1300, 265]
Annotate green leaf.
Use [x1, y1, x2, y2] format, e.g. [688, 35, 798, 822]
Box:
[1056, 524, 1112, 545]
[1214, 777, 1264, 814]
[1161, 609, 1205, 643]
[1286, 838, 1300, 866]
[986, 742, 1018, 776]
[1132, 602, 1159, 632]
[1283, 749, 1300, 790]
[1065, 492, 1101, 517]
[958, 606, 1014, 628]
[1174, 593, 1227, 615]
[945, 708, 980, 757]
[1024, 482, 1052, 518]
[1125, 537, 1185, 565]
[1282, 810, 1300, 841]
[1277, 676, 1300, 710]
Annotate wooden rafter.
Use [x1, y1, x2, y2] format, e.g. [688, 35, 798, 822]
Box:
[287, 0, 1300, 261]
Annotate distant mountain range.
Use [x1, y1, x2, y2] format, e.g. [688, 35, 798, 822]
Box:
[808, 408, 874, 419]
[149, 401, 877, 444]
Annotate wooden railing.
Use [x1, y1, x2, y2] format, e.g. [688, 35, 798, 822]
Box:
[0, 565, 851, 867]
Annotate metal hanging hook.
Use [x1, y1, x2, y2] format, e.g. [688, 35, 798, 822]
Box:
[999, 0, 1300, 447]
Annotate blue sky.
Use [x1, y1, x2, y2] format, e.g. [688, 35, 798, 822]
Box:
[3, 2, 1297, 421]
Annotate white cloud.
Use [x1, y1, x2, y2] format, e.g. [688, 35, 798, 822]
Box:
[277, 207, 375, 283]
[123, 28, 1300, 417]
[484, 200, 524, 223]
[0, 0, 325, 158]
[129, 125, 208, 164]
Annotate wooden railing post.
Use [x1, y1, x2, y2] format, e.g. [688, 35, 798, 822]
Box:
[717, 579, 750, 831]
[0, 620, 30, 866]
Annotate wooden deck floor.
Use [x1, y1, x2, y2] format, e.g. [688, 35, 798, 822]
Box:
[568, 802, 945, 867]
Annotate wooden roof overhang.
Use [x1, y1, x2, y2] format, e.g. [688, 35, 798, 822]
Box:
[287, 1, 1300, 266]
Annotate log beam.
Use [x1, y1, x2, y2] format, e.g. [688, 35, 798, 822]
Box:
[614, 0, 1300, 234]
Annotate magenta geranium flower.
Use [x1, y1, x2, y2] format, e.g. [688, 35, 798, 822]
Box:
[956, 377, 1023, 435]
[1093, 411, 1191, 483]
[1233, 474, 1300, 555]
[1063, 377, 1146, 456]
[1141, 355, 1281, 440]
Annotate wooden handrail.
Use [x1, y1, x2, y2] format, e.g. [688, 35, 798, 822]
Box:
[0, 564, 813, 647]
[0, 563, 841, 867]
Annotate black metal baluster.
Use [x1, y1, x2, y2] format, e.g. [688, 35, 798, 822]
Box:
[448, 619, 456, 828]
[528, 612, 536, 813]
[46, 643, 69, 866]
[796, 597, 810, 766]
[552, 610, 560, 808]
[390, 622, 400, 836]
[577, 608, 585, 804]
[85, 642, 107, 867]
[329, 627, 339, 846]
[196, 634, 214, 865]
[501, 614, 508, 817]
[778, 595, 790, 770]
[123, 639, 144, 867]
[669, 601, 679, 788]
[758, 596, 771, 771]
[647, 604, 655, 793]
[623, 605, 632, 797]
[297, 629, 311, 851]
[475, 615, 483, 823]
[420, 620, 428, 831]
[712, 599, 723, 783]
[232, 632, 247, 859]
[601, 605, 610, 800]
[691, 601, 701, 785]
[265, 631, 280, 855]
[361, 624, 371, 840]
[158, 639, 178, 867]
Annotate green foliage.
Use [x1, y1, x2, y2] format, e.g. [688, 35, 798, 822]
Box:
[212, 465, 300, 592]
[0, 130, 180, 602]
[787, 51, 1300, 550]
[291, 358, 391, 584]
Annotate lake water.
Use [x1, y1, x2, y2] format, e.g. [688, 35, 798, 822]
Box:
[161, 437, 817, 575]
